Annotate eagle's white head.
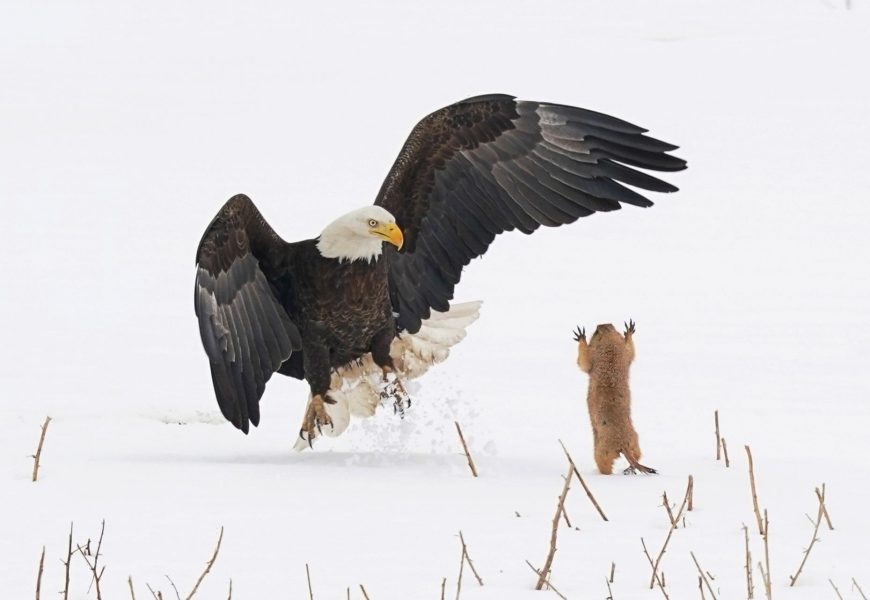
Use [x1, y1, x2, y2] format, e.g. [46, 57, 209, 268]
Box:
[317, 206, 404, 263]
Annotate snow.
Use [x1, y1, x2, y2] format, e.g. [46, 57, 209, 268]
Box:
[2, 0, 869, 598]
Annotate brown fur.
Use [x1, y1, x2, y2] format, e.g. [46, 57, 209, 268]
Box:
[576, 322, 655, 475]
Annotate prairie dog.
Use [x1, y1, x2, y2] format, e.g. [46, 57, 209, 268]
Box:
[574, 321, 656, 475]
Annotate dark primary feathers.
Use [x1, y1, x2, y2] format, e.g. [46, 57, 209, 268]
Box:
[195, 195, 302, 432]
[376, 94, 686, 333]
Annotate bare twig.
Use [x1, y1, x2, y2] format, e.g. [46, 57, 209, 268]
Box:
[36, 546, 45, 600]
[76, 520, 106, 600]
[359, 584, 371, 600]
[698, 576, 706, 600]
[854, 578, 868, 600]
[305, 564, 314, 600]
[63, 522, 73, 600]
[559, 439, 608, 521]
[789, 489, 826, 586]
[459, 531, 483, 586]
[816, 484, 834, 530]
[129, 576, 137, 600]
[721, 438, 730, 467]
[742, 524, 754, 599]
[535, 462, 573, 590]
[31, 416, 52, 482]
[829, 579, 844, 600]
[641, 538, 669, 600]
[454, 421, 478, 477]
[186, 526, 223, 600]
[662, 491, 676, 526]
[745, 446, 764, 535]
[609, 561, 615, 583]
[440, 577, 446, 600]
[649, 477, 692, 589]
[166, 576, 181, 600]
[226, 579, 232, 600]
[715, 410, 721, 460]
[690, 552, 718, 600]
[146, 583, 162, 600]
[605, 575, 614, 600]
[687, 475, 694, 512]
[762, 511, 771, 600]
[524, 561, 567, 600]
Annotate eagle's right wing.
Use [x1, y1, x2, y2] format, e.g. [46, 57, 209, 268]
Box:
[194, 194, 302, 433]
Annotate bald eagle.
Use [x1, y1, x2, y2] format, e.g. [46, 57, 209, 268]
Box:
[194, 94, 685, 446]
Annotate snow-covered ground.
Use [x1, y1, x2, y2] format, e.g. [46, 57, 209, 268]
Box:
[2, 1, 869, 598]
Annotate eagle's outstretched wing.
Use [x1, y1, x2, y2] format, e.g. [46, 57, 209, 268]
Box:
[195, 194, 302, 433]
[375, 94, 686, 333]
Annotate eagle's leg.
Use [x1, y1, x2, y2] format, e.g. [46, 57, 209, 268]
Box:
[299, 394, 335, 446]
[298, 340, 336, 446]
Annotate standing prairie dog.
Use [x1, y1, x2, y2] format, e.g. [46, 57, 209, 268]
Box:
[574, 321, 656, 475]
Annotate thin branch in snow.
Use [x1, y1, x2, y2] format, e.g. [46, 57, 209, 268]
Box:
[31, 416, 52, 482]
[789, 487, 827, 586]
[605, 575, 614, 599]
[648, 476, 692, 589]
[128, 576, 137, 600]
[165, 575, 181, 600]
[854, 578, 869, 600]
[146, 583, 162, 600]
[687, 475, 694, 512]
[662, 491, 677, 527]
[762, 511, 772, 600]
[559, 439, 608, 521]
[690, 552, 718, 600]
[721, 438, 731, 468]
[609, 561, 615, 583]
[742, 524, 754, 599]
[745, 446, 764, 536]
[829, 579, 844, 600]
[816, 484, 834, 530]
[359, 584, 371, 600]
[305, 564, 314, 600]
[62, 522, 73, 600]
[76, 520, 106, 600]
[714, 410, 721, 461]
[454, 421, 478, 477]
[440, 577, 446, 600]
[524, 561, 567, 600]
[226, 579, 232, 600]
[641, 538, 669, 600]
[535, 462, 573, 590]
[458, 531, 483, 586]
[185, 526, 223, 600]
[698, 576, 706, 600]
[455, 535, 465, 600]
[35, 545, 45, 600]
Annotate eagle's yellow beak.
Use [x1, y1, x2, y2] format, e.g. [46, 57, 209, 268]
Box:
[370, 222, 404, 250]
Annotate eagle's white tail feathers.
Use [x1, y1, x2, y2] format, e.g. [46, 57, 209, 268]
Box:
[294, 301, 481, 449]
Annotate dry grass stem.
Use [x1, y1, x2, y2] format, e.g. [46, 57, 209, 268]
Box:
[854, 578, 868, 600]
[648, 477, 692, 590]
[129, 576, 137, 600]
[640, 538, 669, 600]
[359, 584, 371, 600]
[742, 524, 754, 599]
[63, 522, 73, 600]
[662, 491, 676, 526]
[454, 421, 478, 477]
[166, 576, 182, 600]
[745, 446, 764, 535]
[816, 484, 834, 530]
[762, 511, 771, 599]
[186, 526, 223, 600]
[535, 462, 573, 590]
[455, 538, 465, 600]
[715, 410, 721, 460]
[690, 552, 718, 600]
[77, 520, 106, 600]
[558, 439, 608, 521]
[440, 577, 446, 600]
[31, 416, 52, 482]
[226, 579, 232, 600]
[459, 531, 483, 586]
[36, 545, 45, 600]
[524, 561, 567, 600]
[306, 564, 314, 600]
[610, 561, 615, 583]
[721, 438, 730, 467]
[605, 575, 614, 599]
[789, 488, 827, 586]
[687, 475, 694, 512]
[829, 579, 844, 600]
[146, 583, 163, 600]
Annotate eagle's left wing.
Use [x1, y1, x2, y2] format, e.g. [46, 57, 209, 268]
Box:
[375, 94, 686, 333]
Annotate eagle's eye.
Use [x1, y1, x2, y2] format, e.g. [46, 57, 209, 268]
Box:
[368, 219, 378, 227]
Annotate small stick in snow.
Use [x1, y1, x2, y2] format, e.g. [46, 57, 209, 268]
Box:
[721, 438, 730, 467]
[459, 531, 483, 586]
[662, 491, 677, 527]
[742, 524, 754, 599]
[816, 484, 834, 530]
[185, 526, 223, 600]
[762, 511, 772, 600]
[605, 575, 614, 599]
[789, 488, 827, 586]
[305, 564, 314, 600]
[714, 410, 721, 461]
[690, 552, 718, 600]
[63, 522, 73, 600]
[687, 475, 694, 512]
[165, 576, 181, 600]
[129, 576, 137, 600]
[830, 579, 844, 600]
[698, 576, 706, 600]
[853, 578, 868, 600]
[640, 538, 669, 600]
[524, 561, 567, 600]
[440, 577, 446, 600]
[146, 583, 162, 599]
[535, 462, 573, 590]
[745, 446, 764, 535]
[359, 584, 371, 600]
[454, 421, 478, 477]
[455, 539, 465, 600]
[558, 439, 608, 521]
[76, 520, 106, 600]
[226, 579, 232, 600]
[756, 563, 769, 600]
[648, 476, 692, 589]
[31, 416, 52, 482]
[610, 561, 615, 583]
[36, 545, 45, 600]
